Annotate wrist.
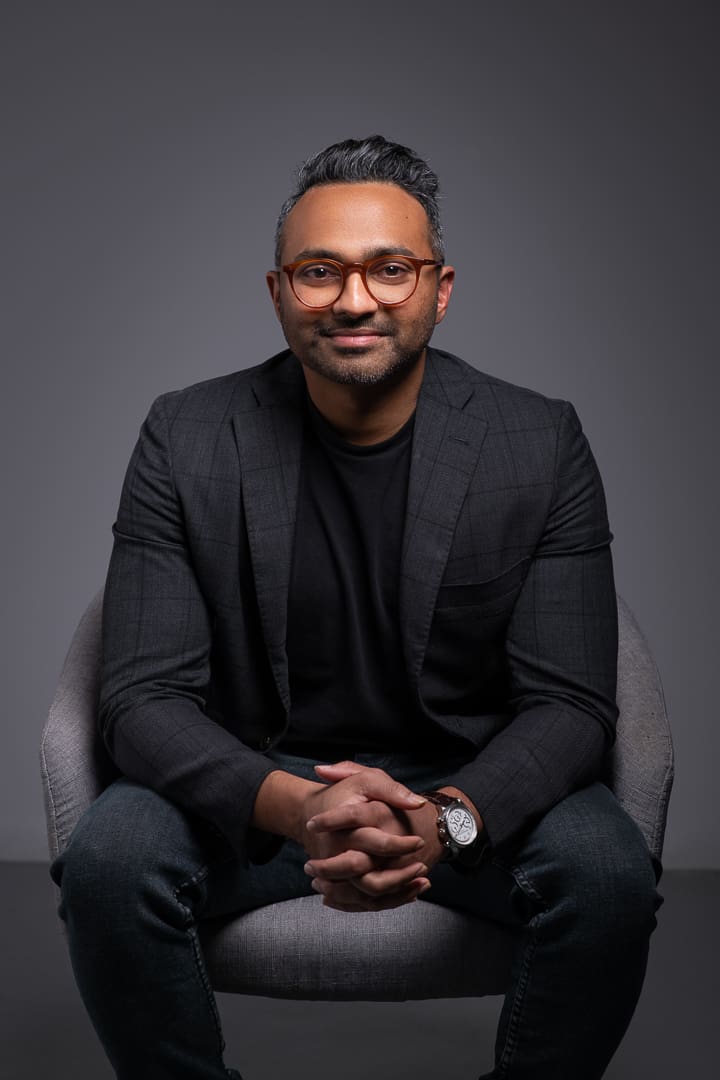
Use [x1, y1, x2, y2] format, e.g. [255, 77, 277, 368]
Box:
[415, 802, 446, 867]
[252, 770, 325, 844]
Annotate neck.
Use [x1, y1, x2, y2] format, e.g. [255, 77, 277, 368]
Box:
[301, 353, 427, 445]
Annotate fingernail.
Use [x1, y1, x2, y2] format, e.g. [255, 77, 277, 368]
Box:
[303, 862, 314, 876]
[306, 819, 317, 831]
[408, 795, 426, 806]
[419, 882, 431, 894]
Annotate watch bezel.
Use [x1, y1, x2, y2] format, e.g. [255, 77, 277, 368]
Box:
[439, 801, 478, 848]
[421, 790, 484, 860]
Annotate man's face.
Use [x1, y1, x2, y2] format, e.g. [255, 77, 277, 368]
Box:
[267, 182, 454, 386]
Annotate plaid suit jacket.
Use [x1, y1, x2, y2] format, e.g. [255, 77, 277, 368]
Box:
[99, 347, 618, 859]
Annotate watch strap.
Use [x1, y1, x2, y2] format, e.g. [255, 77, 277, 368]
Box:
[420, 791, 458, 810]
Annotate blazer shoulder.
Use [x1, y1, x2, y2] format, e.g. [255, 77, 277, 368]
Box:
[428, 347, 570, 429]
[148, 350, 294, 424]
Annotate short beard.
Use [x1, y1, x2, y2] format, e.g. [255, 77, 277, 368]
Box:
[299, 343, 425, 386]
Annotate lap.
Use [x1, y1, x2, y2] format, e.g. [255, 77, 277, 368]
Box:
[57, 755, 656, 932]
[55, 747, 472, 919]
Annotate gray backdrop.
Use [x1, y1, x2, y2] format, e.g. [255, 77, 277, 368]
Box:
[2, 1, 717, 867]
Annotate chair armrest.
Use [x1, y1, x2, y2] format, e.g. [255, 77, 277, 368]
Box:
[609, 595, 674, 864]
[40, 588, 117, 862]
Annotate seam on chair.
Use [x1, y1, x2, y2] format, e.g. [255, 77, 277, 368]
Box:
[650, 761, 675, 859]
[647, 661, 674, 861]
[39, 730, 60, 860]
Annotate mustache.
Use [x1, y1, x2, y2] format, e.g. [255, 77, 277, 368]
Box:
[317, 319, 393, 336]
[317, 319, 395, 336]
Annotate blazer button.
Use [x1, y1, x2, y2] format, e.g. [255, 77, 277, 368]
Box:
[260, 736, 272, 751]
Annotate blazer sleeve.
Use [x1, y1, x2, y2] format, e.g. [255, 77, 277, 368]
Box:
[98, 394, 280, 863]
[448, 401, 619, 852]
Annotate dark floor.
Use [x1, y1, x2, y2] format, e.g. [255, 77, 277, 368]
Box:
[3, 864, 717, 1079]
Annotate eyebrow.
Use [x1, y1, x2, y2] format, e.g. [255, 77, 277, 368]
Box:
[289, 245, 420, 263]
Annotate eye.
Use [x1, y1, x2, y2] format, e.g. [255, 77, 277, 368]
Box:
[369, 258, 415, 283]
[296, 262, 342, 284]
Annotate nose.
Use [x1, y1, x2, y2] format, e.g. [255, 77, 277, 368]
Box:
[331, 267, 379, 317]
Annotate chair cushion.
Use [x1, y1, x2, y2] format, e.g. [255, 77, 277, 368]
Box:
[201, 894, 514, 1001]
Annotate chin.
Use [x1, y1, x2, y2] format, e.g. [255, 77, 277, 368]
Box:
[301, 348, 425, 387]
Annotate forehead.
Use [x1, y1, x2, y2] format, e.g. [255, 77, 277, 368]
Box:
[281, 182, 432, 261]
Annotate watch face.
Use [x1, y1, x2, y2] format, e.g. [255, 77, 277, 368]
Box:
[446, 805, 477, 846]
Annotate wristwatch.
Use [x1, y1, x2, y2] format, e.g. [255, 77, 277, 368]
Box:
[421, 790, 491, 871]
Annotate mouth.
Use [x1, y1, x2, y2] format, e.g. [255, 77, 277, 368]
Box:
[323, 328, 389, 348]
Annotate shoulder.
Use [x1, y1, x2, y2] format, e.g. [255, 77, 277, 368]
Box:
[426, 347, 572, 430]
[147, 350, 296, 424]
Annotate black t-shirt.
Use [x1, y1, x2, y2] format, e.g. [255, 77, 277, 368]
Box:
[284, 397, 444, 756]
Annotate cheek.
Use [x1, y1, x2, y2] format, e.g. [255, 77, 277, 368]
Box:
[278, 305, 317, 342]
[402, 296, 438, 334]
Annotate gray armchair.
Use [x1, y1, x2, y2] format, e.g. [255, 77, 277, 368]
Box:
[41, 592, 673, 1001]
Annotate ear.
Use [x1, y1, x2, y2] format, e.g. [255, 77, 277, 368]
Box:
[434, 265, 455, 326]
[266, 271, 282, 319]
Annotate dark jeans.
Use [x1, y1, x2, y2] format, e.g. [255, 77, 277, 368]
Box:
[51, 751, 661, 1079]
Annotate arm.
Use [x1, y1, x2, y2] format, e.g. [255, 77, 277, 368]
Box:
[99, 396, 280, 863]
[447, 401, 619, 850]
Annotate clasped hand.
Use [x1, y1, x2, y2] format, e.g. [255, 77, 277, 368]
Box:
[300, 761, 443, 913]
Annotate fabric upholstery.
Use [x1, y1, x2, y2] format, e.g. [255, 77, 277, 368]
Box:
[201, 895, 513, 1000]
[606, 596, 674, 862]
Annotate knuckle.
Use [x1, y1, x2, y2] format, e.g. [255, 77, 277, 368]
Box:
[358, 877, 381, 897]
[348, 852, 368, 875]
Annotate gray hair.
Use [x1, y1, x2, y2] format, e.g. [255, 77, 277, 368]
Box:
[274, 135, 445, 266]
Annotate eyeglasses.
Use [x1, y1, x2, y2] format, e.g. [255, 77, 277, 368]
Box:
[278, 255, 442, 308]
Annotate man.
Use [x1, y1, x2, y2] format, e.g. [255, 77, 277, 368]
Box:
[53, 135, 660, 1079]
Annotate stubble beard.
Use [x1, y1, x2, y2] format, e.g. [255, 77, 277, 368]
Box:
[299, 340, 424, 386]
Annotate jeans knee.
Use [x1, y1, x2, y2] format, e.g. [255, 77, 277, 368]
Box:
[588, 833, 659, 937]
[51, 780, 207, 927]
[518, 785, 661, 942]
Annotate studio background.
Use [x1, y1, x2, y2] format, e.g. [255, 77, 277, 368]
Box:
[2, 0, 717, 868]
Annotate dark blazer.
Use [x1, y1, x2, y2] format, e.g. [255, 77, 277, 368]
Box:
[99, 347, 618, 860]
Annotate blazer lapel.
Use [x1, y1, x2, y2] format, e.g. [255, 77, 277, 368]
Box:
[400, 350, 489, 682]
[231, 354, 305, 711]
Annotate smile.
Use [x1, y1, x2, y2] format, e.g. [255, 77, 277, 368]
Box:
[324, 330, 388, 348]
